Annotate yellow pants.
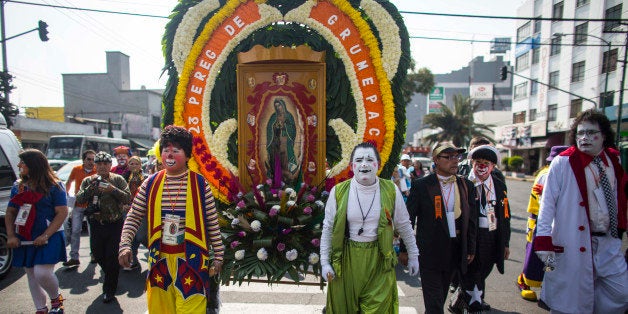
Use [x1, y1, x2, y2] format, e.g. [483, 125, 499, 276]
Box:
[146, 252, 207, 313]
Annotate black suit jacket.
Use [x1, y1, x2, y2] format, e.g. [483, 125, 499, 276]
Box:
[406, 173, 477, 273]
[476, 174, 511, 274]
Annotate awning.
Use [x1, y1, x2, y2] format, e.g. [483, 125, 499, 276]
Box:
[128, 137, 154, 151]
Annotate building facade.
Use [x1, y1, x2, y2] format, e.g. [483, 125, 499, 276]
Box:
[504, 0, 626, 174]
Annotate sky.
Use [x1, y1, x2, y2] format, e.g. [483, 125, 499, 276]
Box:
[3, 0, 524, 109]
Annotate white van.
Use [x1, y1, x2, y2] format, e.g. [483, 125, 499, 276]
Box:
[0, 114, 22, 279]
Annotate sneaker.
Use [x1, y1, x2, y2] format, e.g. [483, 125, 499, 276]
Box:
[102, 293, 115, 303]
[50, 294, 64, 313]
[62, 259, 80, 267]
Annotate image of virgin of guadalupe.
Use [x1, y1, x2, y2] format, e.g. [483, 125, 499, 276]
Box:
[266, 98, 300, 185]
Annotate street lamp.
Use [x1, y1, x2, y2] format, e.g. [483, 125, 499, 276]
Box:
[553, 32, 612, 110]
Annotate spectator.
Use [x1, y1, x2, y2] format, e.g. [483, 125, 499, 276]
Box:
[392, 165, 409, 202]
[410, 159, 425, 180]
[121, 155, 145, 271]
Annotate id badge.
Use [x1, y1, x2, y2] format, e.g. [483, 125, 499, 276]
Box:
[162, 214, 184, 245]
[487, 204, 497, 231]
[15, 204, 32, 226]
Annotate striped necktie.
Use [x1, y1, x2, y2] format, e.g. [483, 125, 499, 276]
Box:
[592, 156, 619, 238]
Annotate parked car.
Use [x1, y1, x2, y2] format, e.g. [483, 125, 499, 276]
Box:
[48, 159, 70, 172]
[0, 115, 22, 280]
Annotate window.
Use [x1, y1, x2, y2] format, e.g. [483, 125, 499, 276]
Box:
[550, 36, 561, 56]
[529, 109, 537, 122]
[532, 47, 540, 64]
[571, 61, 585, 82]
[604, 4, 622, 32]
[513, 111, 526, 124]
[602, 48, 618, 73]
[549, 71, 559, 89]
[514, 82, 528, 100]
[548, 104, 558, 122]
[152, 115, 160, 128]
[530, 80, 538, 95]
[574, 23, 588, 45]
[577, 0, 589, 7]
[517, 21, 531, 42]
[570, 99, 583, 118]
[552, 1, 564, 20]
[534, 16, 542, 34]
[516, 52, 530, 71]
[600, 91, 615, 108]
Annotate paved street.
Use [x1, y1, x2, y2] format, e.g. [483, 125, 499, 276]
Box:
[1, 178, 625, 313]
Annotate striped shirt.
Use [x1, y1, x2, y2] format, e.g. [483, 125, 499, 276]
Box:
[119, 170, 224, 261]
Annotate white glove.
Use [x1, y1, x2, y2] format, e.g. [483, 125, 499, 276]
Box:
[407, 258, 419, 276]
[535, 251, 555, 264]
[321, 263, 335, 282]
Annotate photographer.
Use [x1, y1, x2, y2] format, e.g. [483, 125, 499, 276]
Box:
[76, 151, 130, 304]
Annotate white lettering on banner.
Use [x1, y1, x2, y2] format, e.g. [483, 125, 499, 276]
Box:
[365, 95, 377, 102]
[327, 15, 338, 25]
[191, 85, 203, 95]
[349, 45, 361, 54]
[362, 77, 374, 86]
[199, 60, 212, 70]
[368, 128, 380, 136]
[189, 97, 200, 105]
[205, 50, 217, 59]
[233, 16, 244, 28]
[225, 25, 235, 36]
[224, 16, 246, 37]
[193, 72, 206, 81]
[356, 61, 368, 71]
[367, 111, 379, 119]
[339, 28, 351, 40]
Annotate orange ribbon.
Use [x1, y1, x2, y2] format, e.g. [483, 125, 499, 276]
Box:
[434, 195, 442, 219]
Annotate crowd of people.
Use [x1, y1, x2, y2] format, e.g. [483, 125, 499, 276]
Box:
[4, 109, 628, 313]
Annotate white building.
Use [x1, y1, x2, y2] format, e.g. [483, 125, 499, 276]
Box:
[503, 0, 626, 173]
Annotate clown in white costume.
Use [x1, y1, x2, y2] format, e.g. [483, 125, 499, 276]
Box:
[320, 142, 419, 313]
[535, 109, 628, 313]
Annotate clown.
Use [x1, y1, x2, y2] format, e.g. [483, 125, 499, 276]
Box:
[111, 146, 132, 177]
[320, 142, 419, 313]
[534, 109, 628, 313]
[118, 126, 225, 313]
[455, 144, 510, 313]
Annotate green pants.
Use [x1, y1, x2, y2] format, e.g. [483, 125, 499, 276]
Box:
[326, 240, 398, 314]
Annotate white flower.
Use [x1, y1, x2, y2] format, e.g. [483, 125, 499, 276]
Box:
[315, 200, 325, 209]
[285, 187, 297, 200]
[235, 250, 245, 261]
[308, 253, 319, 265]
[286, 200, 296, 208]
[251, 220, 261, 232]
[257, 248, 268, 261]
[231, 218, 240, 226]
[285, 249, 298, 261]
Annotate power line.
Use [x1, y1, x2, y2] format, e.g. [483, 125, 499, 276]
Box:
[399, 10, 627, 23]
[6, 0, 169, 19]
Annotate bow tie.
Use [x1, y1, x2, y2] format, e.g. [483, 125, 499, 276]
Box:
[440, 176, 456, 184]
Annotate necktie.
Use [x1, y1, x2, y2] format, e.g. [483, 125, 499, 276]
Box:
[592, 156, 619, 238]
[440, 176, 456, 184]
[480, 184, 487, 208]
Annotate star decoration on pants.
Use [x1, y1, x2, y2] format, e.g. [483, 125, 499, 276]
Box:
[466, 284, 483, 305]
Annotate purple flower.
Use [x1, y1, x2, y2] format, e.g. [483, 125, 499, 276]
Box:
[237, 200, 246, 208]
[306, 194, 316, 202]
[237, 231, 247, 238]
[269, 205, 280, 217]
[282, 228, 292, 235]
[230, 240, 240, 249]
[311, 186, 318, 193]
[303, 206, 312, 215]
[266, 179, 273, 185]
[311, 238, 320, 247]
[276, 242, 286, 252]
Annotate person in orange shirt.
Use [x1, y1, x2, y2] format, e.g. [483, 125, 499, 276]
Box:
[63, 150, 96, 267]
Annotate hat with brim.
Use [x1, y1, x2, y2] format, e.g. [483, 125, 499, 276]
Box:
[469, 144, 500, 165]
[547, 145, 569, 162]
[432, 143, 466, 157]
[400, 154, 411, 161]
[94, 151, 112, 163]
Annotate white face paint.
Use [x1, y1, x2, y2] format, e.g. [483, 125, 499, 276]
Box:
[351, 147, 379, 186]
[576, 121, 604, 156]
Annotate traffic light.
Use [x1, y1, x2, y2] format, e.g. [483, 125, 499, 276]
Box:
[38, 20, 49, 42]
[500, 66, 508, 81]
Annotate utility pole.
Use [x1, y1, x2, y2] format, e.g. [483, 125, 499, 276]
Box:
[616, 31, 628, 147]
[1, 0, 10, 105]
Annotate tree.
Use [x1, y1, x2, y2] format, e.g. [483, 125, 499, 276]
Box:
[401, 59, 434, 104]
[422, 94, 494, 147]
[0, 71, 18, 128]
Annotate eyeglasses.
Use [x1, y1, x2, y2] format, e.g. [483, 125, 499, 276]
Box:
[575, 130, 601, 137]
[85, 158, 94, 161]
[437, 154, 462, 161]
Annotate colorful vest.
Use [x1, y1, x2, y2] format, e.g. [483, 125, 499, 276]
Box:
[144, 170, 213, 296]
[331, 179, 397, 277]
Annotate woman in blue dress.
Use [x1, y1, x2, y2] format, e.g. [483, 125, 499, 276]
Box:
[5, 149, 68, 314]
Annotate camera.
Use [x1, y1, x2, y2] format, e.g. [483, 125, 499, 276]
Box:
[85, 176, 102, 217]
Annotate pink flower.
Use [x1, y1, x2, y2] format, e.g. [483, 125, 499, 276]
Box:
[237, 231, 247, 238]
[306, 194, 316, 202]
[276, 242, 286, 252]
[230, 241, 240, 249]
[237, 200, 246, 208]
[269, 205, 279, 217]
[303, 206, 312, 215]
[282, 228, 292, 235]
[266, 179, 273, 185]
[311, 238, 320, 247]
